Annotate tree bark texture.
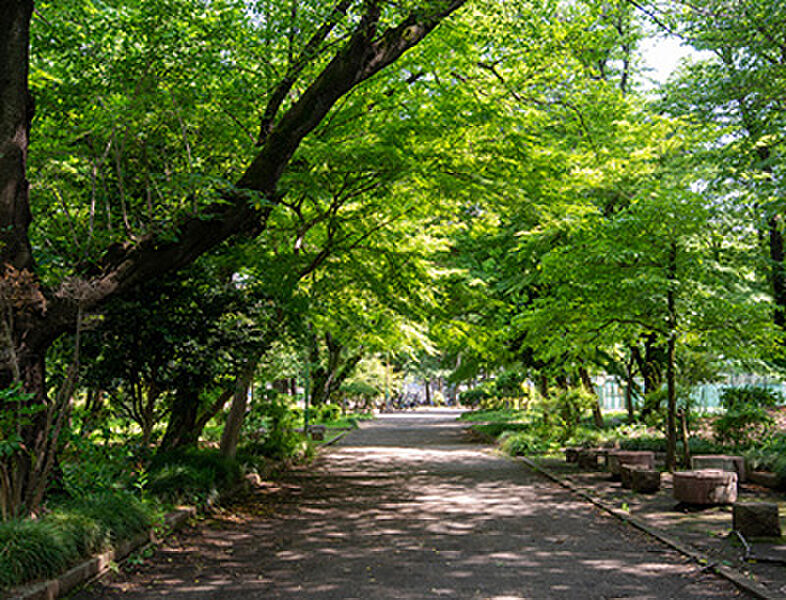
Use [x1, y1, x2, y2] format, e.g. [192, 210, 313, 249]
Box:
[220, 359, 259, 459]
[0, 0, 35, 274]
[309, 331, 362, 406]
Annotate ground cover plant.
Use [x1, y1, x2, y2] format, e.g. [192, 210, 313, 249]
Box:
[0, 491, 154, 589]
[459, 385, 786, 473]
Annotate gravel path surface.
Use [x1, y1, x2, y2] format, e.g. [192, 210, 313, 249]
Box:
[75, 410, 752, 599]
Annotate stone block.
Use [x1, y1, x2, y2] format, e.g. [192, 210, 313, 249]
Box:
[577, 449, 601, 470]
[565, 448, 580, 463]
[620, 464, 638, 489]
[691, 454, 746, 482]
[673, 469, 738, 505]
[631, 469, 661, 493]
[607, 451, 655, 480]
[733, 502, 782, 538]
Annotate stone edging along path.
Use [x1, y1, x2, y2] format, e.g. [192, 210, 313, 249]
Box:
[514, 455, 777, 600]
[7, 506, 196, 600]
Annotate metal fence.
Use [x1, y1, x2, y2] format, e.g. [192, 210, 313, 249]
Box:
[594, 377, 786, 413]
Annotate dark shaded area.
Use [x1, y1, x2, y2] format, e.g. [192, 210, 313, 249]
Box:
[75, 410, 750, 599]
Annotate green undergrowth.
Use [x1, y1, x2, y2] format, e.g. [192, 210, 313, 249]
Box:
[462, 408, 747, 464]
[1, 401, 321, 592]
[744, 433, 786, 485]
[148, 449, 243, 503]
[0, 492, 155, 590]
[499, 430, 562, 456]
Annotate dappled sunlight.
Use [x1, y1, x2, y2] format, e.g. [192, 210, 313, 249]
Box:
[76, 412, 748, 600]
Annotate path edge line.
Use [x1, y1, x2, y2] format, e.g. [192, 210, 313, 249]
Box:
[7, 475, 255, 600]
[514, 455, 778, 600]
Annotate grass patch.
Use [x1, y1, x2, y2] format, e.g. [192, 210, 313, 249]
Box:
[499, 430, 561, 456]
[0, 491, 154, 590]
[148, 448, 242, 502]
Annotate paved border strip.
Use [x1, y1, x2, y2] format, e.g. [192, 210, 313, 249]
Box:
[515, 455, 779, 600]
[322, 429, 350, 447]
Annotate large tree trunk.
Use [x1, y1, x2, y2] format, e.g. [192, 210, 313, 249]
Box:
[158, 387, 200, 451]
[0, 0, 35, 274]
[632, 334, 664, 418]
[665, 242, 678, 472]
[624, 353, 636, 423]
[578, 367, 604, 428]
[220, 360, 259, 459]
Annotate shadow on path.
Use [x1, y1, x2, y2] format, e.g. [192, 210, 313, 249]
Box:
[75, 410, 750, 600]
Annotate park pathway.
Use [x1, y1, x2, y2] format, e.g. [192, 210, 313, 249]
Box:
[76, 410, 751, 599]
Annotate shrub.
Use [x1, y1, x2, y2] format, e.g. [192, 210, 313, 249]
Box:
[67, 492, 154, 542]
[713, 404, 774, 447]
[458, 407, 528, 423]
[0, 491, 154, 590]
[499, 430, 560, 456]
[58, 437, 141, 500]
[44, 512, 107, 557]
[619, 436, 726, 454]
[459, 384, 495, 408]
[720, 386, 781, 410]
[552, 387, 595, 439]
[314, 403, 341, 423]
[564, 426, 619, 449]
[0, 519, 73, 589]
[744, 433, 786, 485]
[149, 449, 242, 501]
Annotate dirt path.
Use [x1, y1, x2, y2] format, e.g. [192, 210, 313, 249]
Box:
[75, 410, 752, 599]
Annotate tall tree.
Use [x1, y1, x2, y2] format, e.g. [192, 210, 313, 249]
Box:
[0, 0, 467, 517]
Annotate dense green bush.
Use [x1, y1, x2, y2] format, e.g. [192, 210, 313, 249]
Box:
[58, 436, 144, 500]
[458, 407, 528, 423]
[713, 404, 774, 447]
[548, 387, 596, 440]
[0, 519, 74, 589]
[619, 435, 725, 454]
[0, 492, 154, 590]
[564, 427, 616, 449]
[314, 403, 341, 423]
[720, 386, 781, 410]
[745, 434, 786, 485]
[459, 384, 495, 407]
[703, 387, 781, 447]
[149, 449, 242, 501]
[238, 394, 310, 460]
[499, 430, 560, 456]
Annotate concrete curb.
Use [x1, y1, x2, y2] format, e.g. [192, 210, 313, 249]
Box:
[516, 455, 779, 600]
[322, 429, 350, 447]
[7, 507, 196, 600]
